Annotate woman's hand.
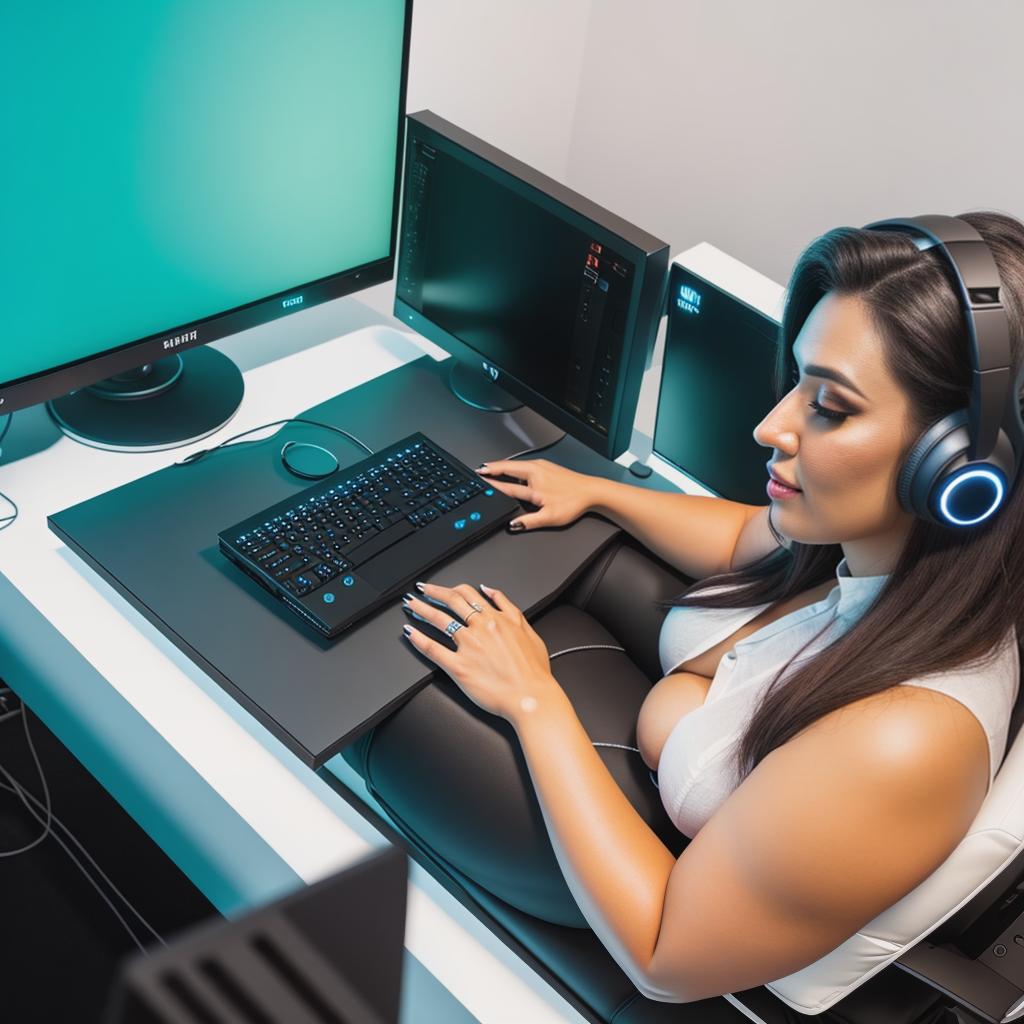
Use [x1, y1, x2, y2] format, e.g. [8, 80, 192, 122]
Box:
[401, 581, 564, 724]
[476, 458, 600, 532]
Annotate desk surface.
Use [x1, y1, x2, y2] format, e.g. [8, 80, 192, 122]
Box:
[0, 292, 715, 1024]
[47, 354, 648, 769]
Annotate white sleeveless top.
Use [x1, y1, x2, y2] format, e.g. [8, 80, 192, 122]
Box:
[656, 556, 1020, 839]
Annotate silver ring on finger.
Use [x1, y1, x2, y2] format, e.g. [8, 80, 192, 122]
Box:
[445, 619, 464, 636]
[464, 608, 481, 624]
[468, 601, 484, 613]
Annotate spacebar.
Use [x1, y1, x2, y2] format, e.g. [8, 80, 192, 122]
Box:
[344, 519, 416, 567]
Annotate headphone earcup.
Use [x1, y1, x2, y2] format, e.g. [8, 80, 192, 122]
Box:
[897, 409, 970, 521]
[899, 408, 1017, 525]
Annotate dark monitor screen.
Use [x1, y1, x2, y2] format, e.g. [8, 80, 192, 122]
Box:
[0, 1, 411, 414]
[653, 264, 781, 504]
[395, 111, 668, 459]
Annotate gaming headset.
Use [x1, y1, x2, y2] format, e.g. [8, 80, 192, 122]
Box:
[863, 215, 1024, 528]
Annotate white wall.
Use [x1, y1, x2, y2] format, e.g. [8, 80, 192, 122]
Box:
[404, 0, 590, 183]
[564, 0, 1024, 285]
[358, 0, 592, 318]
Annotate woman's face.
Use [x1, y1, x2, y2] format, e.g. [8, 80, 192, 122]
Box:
[753, 291, 920, 572]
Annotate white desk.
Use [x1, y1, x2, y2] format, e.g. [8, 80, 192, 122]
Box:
[0, 299, 609, 1024]
[0, 244, 752, 1022]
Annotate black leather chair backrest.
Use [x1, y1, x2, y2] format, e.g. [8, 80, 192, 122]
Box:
[563, 536, 691, 683]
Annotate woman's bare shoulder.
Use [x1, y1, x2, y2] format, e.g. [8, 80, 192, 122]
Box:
[793, 684, 990, 818]
[802, 683, 989, 779]
[645, 685, 992, 998]
[735, 685, 990, 921]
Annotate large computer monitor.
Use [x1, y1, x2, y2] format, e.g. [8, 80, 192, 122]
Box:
[1, 2, 412, 450]
[394, 111, 669, 460]
[653, 257, 783, 504]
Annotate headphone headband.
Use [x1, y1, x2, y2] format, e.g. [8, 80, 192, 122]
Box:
[862, 214, 1023, 527]
[864, 215, 1013, 463]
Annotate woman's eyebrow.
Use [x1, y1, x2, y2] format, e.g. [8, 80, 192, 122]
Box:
[802, 363, 867, 400]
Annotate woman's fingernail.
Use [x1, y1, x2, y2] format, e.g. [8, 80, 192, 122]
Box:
[509, 521, 524, 532]
[402, 624, 413, 637]
[479, 583, 494, 594]
[414, 581, 426, 592]
[403, 592, 415, 602]
[476, 462, 488, 470]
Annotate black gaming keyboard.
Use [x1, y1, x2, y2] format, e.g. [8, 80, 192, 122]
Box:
[218, 432, 521, 638]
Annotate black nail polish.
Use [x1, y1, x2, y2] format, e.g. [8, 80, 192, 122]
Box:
[403, 592, 415, 601]
[402, 624, 412, 636]
[509, 521, 524, 532]
[415, 581, 426, 592]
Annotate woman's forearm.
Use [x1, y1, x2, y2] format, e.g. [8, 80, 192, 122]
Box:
[587, 476, 756, 579]
[512, 681, 678, 994]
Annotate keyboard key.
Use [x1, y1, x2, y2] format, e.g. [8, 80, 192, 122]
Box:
[344, 518, 415, 567]
[292, 572, 319, 594]
[408, 507, 440, 527]
[273, 555, 308, 577]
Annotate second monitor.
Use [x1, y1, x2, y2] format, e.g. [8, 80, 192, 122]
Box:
[395, 111, 669, 461]
[654, 257, 783, 505]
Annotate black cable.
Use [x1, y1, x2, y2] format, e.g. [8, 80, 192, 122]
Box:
[0, 707, 52, 858]
[0, 492, 18, 533]
[0, 708, 164, 953]
[173, 416, 565, 475]
[0, 765, 151, 954]
[503, 431, 567, 462]
[173, 417, 374, 467]
[549, 648, 659, 789]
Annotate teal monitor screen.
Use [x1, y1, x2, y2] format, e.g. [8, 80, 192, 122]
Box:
[0, 1, 410, 408]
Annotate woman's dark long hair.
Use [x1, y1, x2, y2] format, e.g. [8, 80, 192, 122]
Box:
[664, 210, 1024, 781]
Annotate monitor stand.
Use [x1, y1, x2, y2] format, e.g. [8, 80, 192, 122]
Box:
[47, 347, 244, 453]
[447, 360, 522, 413]
[446, 358, 566, 455]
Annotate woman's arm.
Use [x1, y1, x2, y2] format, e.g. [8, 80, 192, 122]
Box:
[477, 458, 763, 580]
[511, 684, 680, 995]
[588, 477, 759, 579]
[513, 677, 989, 1002]
[403, 582, 990, 1003]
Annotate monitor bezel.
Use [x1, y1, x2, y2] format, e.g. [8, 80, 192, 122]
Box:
[394, 110, 669, 461]
[0, 0, 414, 418]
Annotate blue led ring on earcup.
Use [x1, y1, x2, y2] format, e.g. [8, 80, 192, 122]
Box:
[937, 464, 1007, 526]
[898, 408, 1014, 526]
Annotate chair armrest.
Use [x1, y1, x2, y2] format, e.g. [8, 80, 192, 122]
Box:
[897, 941, 1024, 1023]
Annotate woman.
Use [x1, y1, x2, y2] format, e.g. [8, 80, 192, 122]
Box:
[396, 211, 1024, 1003]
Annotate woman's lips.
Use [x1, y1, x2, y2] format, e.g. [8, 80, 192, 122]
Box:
[767, 477, 801, 500]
